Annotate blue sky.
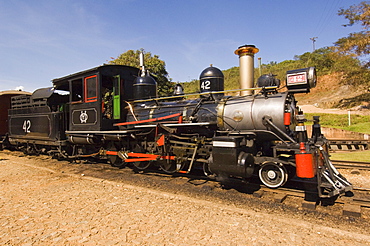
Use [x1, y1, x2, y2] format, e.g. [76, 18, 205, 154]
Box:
[0, 0, 365, 92]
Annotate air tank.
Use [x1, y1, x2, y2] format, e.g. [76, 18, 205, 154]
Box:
[199, 66, 224, 100]
[257, 73, 280, 88]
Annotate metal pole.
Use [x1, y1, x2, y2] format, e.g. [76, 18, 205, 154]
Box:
[310, 37, 318, 51]
[258, 57, 262, 77]
[348, 110, 351, 126]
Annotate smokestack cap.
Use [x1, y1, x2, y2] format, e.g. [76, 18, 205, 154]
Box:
[235, 45, 259, 56]
[238, 44, 256, 49]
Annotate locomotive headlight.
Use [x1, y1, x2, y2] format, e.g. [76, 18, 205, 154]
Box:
[286, 67, 317, 94]
[233, 110, 244, 122]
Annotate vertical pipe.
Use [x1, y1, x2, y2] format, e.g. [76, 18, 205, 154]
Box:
[139, 48, 146, 77]
[258, 57, 262, 77]
[234, 45, 259, 96]
[348, 110, 351, 126]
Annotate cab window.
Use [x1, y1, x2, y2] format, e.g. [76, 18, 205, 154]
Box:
[84, 75, 97, 102]
[70, 78, 83, 102]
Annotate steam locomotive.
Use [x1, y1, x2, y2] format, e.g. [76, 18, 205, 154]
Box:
[4, 45, 352, 198]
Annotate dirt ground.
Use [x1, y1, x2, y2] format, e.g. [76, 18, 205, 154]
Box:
[1, 152, 370, 245]
[300, 104, 370, 115]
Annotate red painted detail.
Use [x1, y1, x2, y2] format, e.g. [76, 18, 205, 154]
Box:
[284, 112, 291, 126]
[127, 153, 158, 158]
[106, 151, 118, 155]
[160, 155, 176, 160]
[114, 113, 182, 126]
[84, 75, 98, 102]
[106, 151, 175, 162]
[124, 158, 155, 162]
[157, 135, 165, 146]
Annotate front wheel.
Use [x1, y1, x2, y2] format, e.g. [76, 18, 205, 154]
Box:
[258, 162, 288, 188]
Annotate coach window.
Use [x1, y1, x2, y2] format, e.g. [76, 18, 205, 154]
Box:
[70, 78, 83, 103]
[85, 75, 98, 102]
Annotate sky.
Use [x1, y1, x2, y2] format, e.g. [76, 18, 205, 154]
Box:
[0, 0, 366, 92]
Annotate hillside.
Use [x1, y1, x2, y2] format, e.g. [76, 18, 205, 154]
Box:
[295, 72, 370, 110]
[182, 71, 370, 111]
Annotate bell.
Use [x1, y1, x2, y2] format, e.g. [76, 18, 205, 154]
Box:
[173, 83, 184, 96]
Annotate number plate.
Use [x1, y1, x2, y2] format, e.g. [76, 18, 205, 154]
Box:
[287, 72, 307, 85]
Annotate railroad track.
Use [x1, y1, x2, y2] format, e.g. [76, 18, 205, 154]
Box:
[332, 160, 370, 170]
[2, 150, 370, 219]
[328, 139, 368, 151]
[255, 184, 370, 219]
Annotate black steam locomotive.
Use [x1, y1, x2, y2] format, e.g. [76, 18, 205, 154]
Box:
[5, 45, 352, 198]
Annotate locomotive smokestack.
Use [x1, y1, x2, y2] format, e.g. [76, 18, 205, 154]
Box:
[234, 45, 259, 96]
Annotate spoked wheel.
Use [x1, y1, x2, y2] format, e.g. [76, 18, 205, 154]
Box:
[106, 142, 126, 168]
[258, 162, 288, 188]
[159, 159, 178, 174]
[108, 154, 126, 168]
[133, 161, 152, 171]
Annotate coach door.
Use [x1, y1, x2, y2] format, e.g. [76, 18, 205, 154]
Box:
[113, 75, 121, 120]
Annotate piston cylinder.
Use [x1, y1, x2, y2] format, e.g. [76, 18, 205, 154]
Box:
[210, 136, 254, 178]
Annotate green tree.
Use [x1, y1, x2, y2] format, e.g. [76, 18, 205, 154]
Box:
[294, 47, 336, 74]
[293, 48, 369, 86]
[109, 49, 174, 96]
[335, 1, 370, 67]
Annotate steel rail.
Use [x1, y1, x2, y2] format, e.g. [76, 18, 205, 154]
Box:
[332, 160, 370, 170]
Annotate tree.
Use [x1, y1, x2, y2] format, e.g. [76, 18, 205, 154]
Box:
[109, 49, 174, 96]
[335, 1, 370, 67]
[294, 47, 335, 74]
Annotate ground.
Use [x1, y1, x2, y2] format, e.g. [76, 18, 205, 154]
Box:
[300, 104, 370, 115]
[1, 152, 370, 245]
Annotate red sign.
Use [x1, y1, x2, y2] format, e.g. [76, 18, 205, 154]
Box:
[287, 72, 307, 84]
